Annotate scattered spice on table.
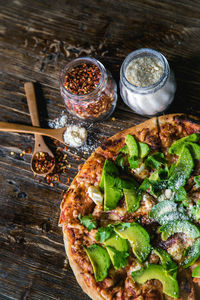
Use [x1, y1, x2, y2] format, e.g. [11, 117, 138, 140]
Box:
[64, 63, 101, 95]
[32, 152, 55, 174]
[25, 147, 32, 154]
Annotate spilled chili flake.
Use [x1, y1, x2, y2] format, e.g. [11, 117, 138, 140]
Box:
[64, 63, 101, 95]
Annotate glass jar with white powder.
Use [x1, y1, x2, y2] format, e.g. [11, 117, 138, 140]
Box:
[120, 48, 176, 116]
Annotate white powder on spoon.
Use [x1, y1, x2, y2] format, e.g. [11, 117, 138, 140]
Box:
[63, 125, 87, 147]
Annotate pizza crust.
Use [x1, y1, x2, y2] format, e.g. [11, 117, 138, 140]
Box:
[63, 231, 105, 300]
[96, 117, 160, 159]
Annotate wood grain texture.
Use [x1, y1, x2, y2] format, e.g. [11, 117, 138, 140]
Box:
[1, 0, 200, 299]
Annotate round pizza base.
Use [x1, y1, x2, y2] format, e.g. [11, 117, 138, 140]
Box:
[60, 114, 200, 300]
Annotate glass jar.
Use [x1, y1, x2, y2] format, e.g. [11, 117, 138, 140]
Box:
[120, 48, 176, 116]
[60, 57, 117, 121]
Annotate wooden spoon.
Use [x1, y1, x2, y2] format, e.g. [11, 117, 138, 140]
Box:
[24, 82, 55, 176]
[0, 121, 67, 144]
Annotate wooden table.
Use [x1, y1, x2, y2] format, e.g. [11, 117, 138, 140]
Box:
[1, 1, 200, 299]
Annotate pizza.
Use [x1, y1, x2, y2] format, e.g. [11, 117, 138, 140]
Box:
[59, 113, 200, 300]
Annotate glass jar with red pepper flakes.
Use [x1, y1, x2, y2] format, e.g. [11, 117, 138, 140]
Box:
[60, 57, 117, 121]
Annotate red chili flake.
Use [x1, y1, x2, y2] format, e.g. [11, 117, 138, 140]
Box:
[63, 89, 114, 120]
[32, 152, 55, 174]
[25, 147, 32, 154]
[64, 63, 101, 95]
[64, 146, 68, 151]
[39, 147, 69, 185]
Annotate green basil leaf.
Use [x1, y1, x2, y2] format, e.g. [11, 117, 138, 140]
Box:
[194, 175, 200, 187]
[140, 178, 168, 196]
[78, 214, 97, 231]
[106, 246, 129, 269]
[96, 225, 114, 243]
[153, 247, 177, 273]
[145, 152, 167, 170]
[120, 145, 129, 154]
[128, 156, 139, 169]
[115, 154, 125, 169]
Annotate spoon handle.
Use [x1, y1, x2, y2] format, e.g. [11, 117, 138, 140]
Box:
[0, 122, 53, 136]
[24, 82, 40, 127]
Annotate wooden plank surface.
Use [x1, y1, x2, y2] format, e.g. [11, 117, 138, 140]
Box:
[0, 0, 200, 299]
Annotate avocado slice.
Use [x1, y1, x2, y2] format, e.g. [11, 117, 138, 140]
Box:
[120, 141, 150, 158]
[103, 173, 123, 211]
[125, 135, 139, 169]
[192, 264, 200, 278]
[188, 142, 200, 160]
[173, 186, 187, 202]
[182, 238, 200, 269]
[149, 200, 177, 222]
[99, 160, 124, 211]
[159, 220, 200, 241]
[123, 188, 142, 213]
[157, 211, 190, 225]
[114, 222, 151, 262]
[125, 134, 138, 158]
[169, 133, 199, 155]
[84, 244, 110, 282]
[131, 264, 179, 298]
[138, 142, 150, 158]
[153, 247, 177, 274]
[104, 232, 129, 269]
[99, 159, 119, 191]
[168, 146, 194, 190]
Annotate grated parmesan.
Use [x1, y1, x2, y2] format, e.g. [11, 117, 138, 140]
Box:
[63, 125, 87, 147]
[125, 56, 164, 87]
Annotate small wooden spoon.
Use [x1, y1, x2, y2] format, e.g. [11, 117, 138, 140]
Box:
[24, 82, 55, 176]
[0, 121, 67, 144]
